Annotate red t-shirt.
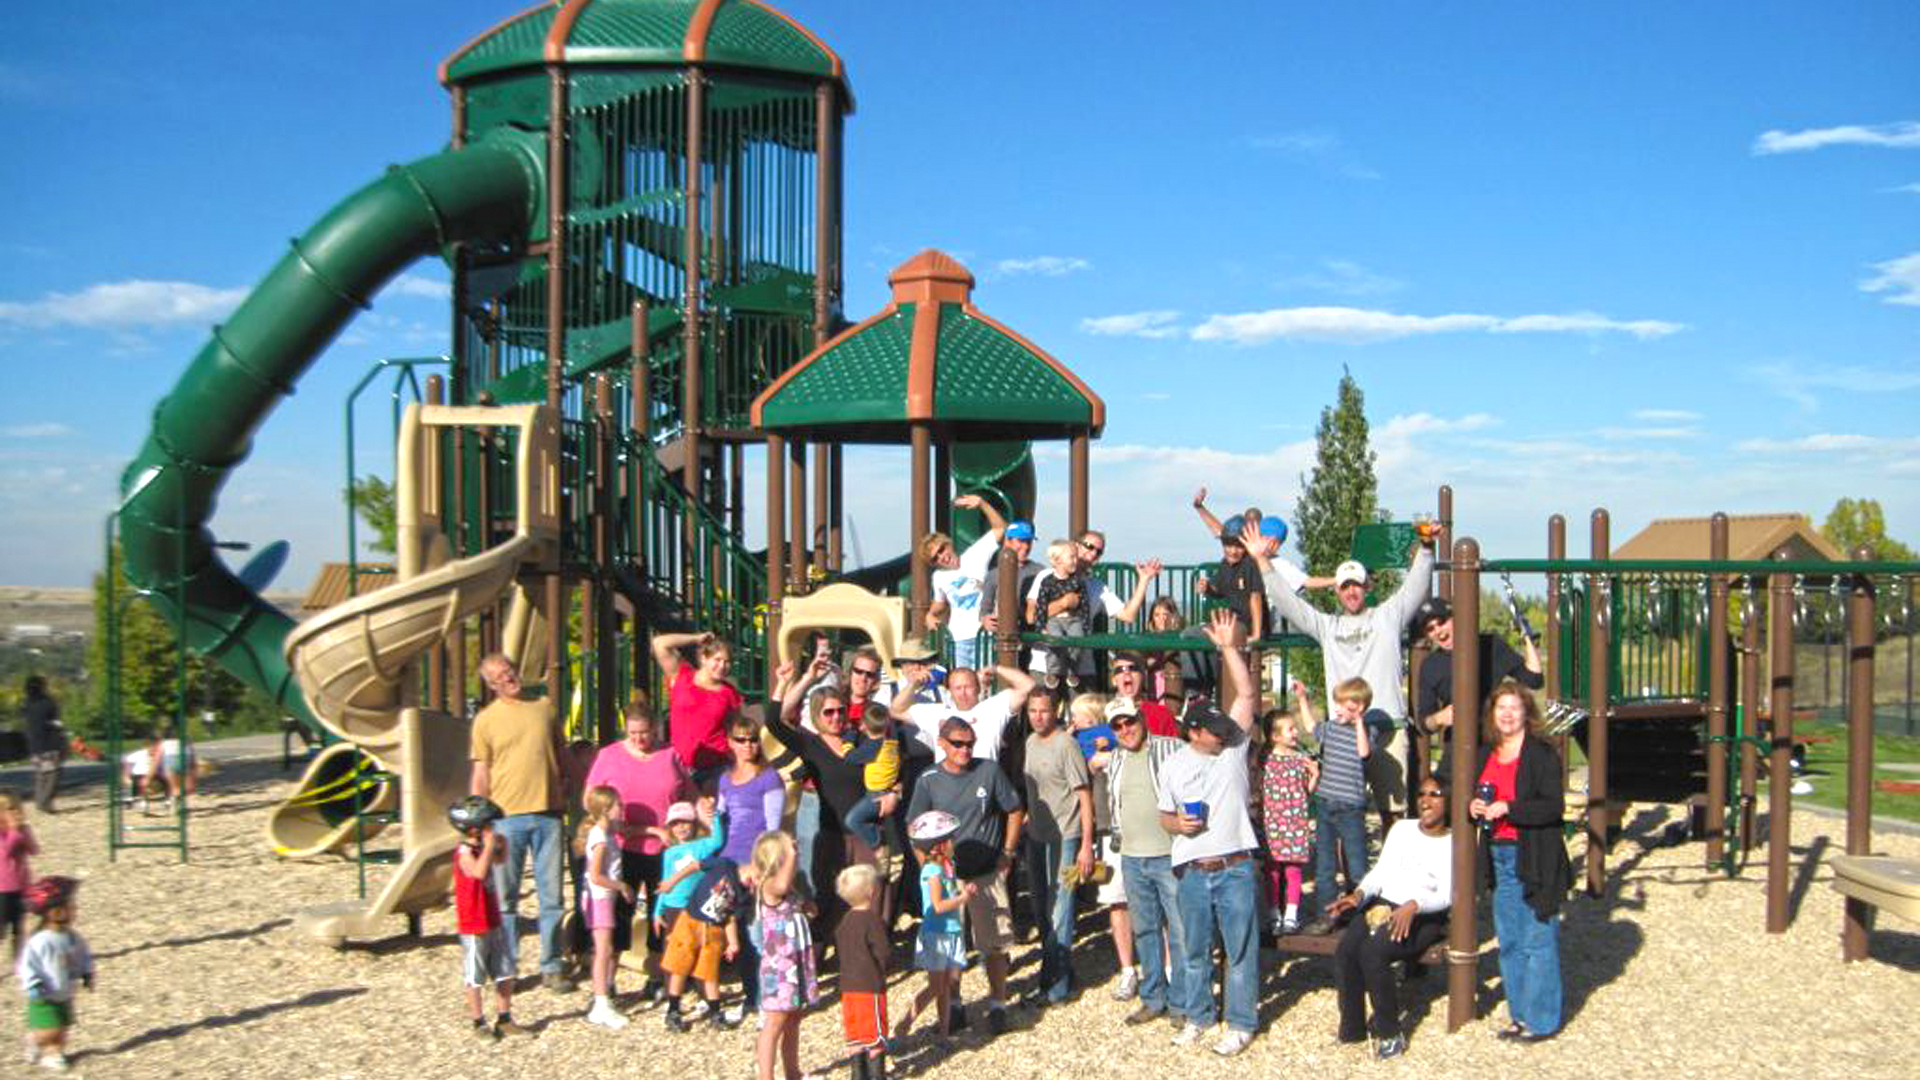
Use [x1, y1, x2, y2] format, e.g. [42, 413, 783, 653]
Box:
[1478, 751, 1521, 842]
[669, 664, 744, 773]
[453, 844, 499, 934]
[1139, 700, 1180, 739]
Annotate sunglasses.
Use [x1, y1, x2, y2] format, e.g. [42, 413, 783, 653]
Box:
[850, 667, 881, 679]
[819, 707, 846, 717]
[1079, 540, 1103, 554]
[730, 735, 758, 745]
[1112, 663, 1139, 674]
[1109, 717, 1140, 729]
[1417, 788, 1445, 799]
[945, 738, 976, 750]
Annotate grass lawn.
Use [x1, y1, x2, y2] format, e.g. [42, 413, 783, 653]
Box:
[1795, 723, 1920, 824]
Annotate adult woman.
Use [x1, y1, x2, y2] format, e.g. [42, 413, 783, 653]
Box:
[582, 701, 690, 998]
[718, 712, 786, 1015]
[768, 658, 874, 941]
[1326, 776, 1452, 1059]
[1470, 680, 1571, 1042]
[1142, 596, 1207, 699]
[653, 631, 745, 784]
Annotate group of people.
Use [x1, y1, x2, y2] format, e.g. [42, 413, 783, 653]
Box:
[444, 500, 1572, 1077]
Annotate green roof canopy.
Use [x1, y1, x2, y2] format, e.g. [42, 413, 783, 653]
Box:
[750, 250, 1104, 443]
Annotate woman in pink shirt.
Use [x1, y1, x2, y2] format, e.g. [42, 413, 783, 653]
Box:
[0, 791, 38, 959]
[653, 631, 745, 784]
[583, 702, 691, 1001]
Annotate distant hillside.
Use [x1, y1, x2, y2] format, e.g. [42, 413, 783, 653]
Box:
[0, 586, 304, 640]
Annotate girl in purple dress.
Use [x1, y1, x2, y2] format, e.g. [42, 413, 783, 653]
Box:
[751, 831, 818, 1080]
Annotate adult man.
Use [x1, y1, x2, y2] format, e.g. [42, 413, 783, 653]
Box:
[892, 663, 1035, 763]
[22, 676, 63, 813]
[1020, 690, 1094, 1006]
[1157, 611, 1261, 1056]
[980, 519, 1043, 639]
[1411, 597, 1543, 735]
[470, 653, 573, 993]
[1104, 694, 1187, 1027]
[925, 493, 1009, 670]
[1254, 522, 1434, 827]
[1110, 652, 1180, 738]
[906, 717, 1027, 1036]
[877, 638, 951, 713]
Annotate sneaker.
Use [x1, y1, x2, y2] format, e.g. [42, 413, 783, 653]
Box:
[683, 998, 713, 1022]
[1045, 673, 1061, 689]
[1123, 1004, 1164, 1027]
[471, 1017, 496, 1040]
[722, 1002, 748, 1026]
[587, 999, 629, 1029]
[711, 1004, 743, 1030]
[493, 1016, 532, 1038]
[544, 971, 578, 995]
[664, 1009, 691, 1033]
[1375, 1035, 1407, 1060]
[1110, 967, 1140, 1001]
[986, 1005, 1008, 1036]
[1065, 670, 1081, 689]
[950, 1003, 970, 1032]
[1280, 915, 1301, 936]
[1212, 1029, 1253, 1057]
[1170, 1021, 1206, 1047]
[39, 1053, 69, 1072]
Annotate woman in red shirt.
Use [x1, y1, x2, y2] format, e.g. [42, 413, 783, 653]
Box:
[653, 632, 745, 786]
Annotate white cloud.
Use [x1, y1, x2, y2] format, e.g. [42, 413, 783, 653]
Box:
[1376, 412, 1498, 440]
[1749, 360, 1920, 410]
[1249, 130, 1381, 181]
[1861, 252, 1920, 306]
[1278, 259, 1403, 297]
[1597, 426, 1701, 441]
[2, 423, 70, 438]
[1885, 182, 1920, 195]
[1633, 408, 1701, 422]
[1188, 305, 1684, 345]
[1079, 310, 1184, 339]
[1753, 121, 1920, 155]
[381, 273, 452, 300]
[0, 279, 244, 329]
[996, 256, 1091, 277]
[1735, 433, 1920, 454]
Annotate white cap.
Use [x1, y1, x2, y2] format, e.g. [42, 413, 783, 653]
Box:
[1334, 560, 1369, 588]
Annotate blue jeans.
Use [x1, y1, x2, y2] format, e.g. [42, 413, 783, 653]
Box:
[793, 789, 821, 896]
[490, 812, 565, 977]
[846, 792, 887, 852]
[1311, 800, 1370, 918]
[1024, 836, 1078, 1002]
[1491, 844, 1562, 1035]
[1121, 853, 1185, 1017]
[951, 635, 981, 671]
[1174, 856, 1259, 1033]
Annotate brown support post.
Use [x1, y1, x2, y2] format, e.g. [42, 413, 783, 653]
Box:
[1446, 538, 1481, 1033]
[828, 444, 844, 571]
[788, 439, 807, 591]
[910, 423, 932, 633]
[934, 441, 953, 536]
[1069, 432, 1090, 540]
[1766, 547, 1794, 933]
[765, 435, 787, 654]
[1586, 509, 1611, 897]
[1546, 514, 1567, 771]
[1843, 546, 1876, 960]
[1436, 484, 1454, 601]
[543, 63, 570, 715]
[812, 83, 837, 581]
[1739, 582, 1761, 854]
[730, 443, 745, 543]
[593, 376, 618, 742]
[682, 66, 706, 596]
[1705, 514, 1730, 866]
[995, 545, 1019, 669]
[812, 443, 830, 576]
[630, 303, 653, 701]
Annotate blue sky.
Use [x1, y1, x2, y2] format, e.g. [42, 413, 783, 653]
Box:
[2, 2, 1916, 589]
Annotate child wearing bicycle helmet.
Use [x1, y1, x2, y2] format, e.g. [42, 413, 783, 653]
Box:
[17, 875, 91, 1071]
[448, 796, 525, 1040]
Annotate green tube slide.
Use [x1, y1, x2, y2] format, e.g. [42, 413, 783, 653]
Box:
[116, 130, 547, 737]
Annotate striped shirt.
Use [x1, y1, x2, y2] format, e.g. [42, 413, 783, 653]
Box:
[1315, 719, 1368, 807]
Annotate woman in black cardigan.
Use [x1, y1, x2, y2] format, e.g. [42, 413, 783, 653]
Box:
[1469, 680, 1571, 1041]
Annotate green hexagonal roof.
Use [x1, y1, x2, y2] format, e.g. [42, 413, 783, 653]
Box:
[751, 251, 1104, 443]
[441, 0, 849, 97]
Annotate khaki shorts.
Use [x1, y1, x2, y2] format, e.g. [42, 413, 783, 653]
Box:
[660, 909, 726, 985]
[962, 866, 1013, 953]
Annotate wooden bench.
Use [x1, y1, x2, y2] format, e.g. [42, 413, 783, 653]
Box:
[1273, 931, 1449, 965]
[1830, 855, 1920, 926]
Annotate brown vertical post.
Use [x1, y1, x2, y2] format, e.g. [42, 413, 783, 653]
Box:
[788, 439, 807, 591]
[1436, 484, 1454, 600]
[593, 376, 618, 742]
[543, 63, 570, 712]
[765, 435, 786, 651]
[934, 441, 953, 536]
[630, 304, 653, 698]
[1546, 514, 1567, 771]
[682, 67, 706, 594]
[910, 424, 932, 632]
[812, 83, 837, 581]
[812, 444, 830, 576]
[1069, 432, 1090, 540]
[996, 542, 1019, 669]
[730, 443, 745, 542]
[1586, 510, 1611, 896]
[1739, 580, 1761, 854]
[1766, 547, 1794, 933]
[1842, 546, 1876, 960]
[1703, 514, 1729, 865]
[828, 444, 844, 571]
[1446, 538, 1481, 1033]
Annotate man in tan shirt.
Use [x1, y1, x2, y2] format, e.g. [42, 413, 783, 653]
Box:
[470, 653, 573, 993]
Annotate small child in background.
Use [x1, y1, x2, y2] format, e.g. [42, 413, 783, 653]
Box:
[651, 801, 741, 1032]
[834, 864, 889, 1080]
[840, 704, 903, 866]
[17, 876, 92, 1071]
[1027, 539, 1092, 688]
[1259, 682, 1320, 936]
[1307, 678, 1373, 928]
[752, 831, 818, 1080]
[0, 792, 39, 959]
[580, 785, 633, 1029]
[449, 796, 523, 1039]
[894, 811, 974, 1040]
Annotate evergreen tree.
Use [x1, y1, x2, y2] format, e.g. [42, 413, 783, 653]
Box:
[1294, 367, 1382, 583]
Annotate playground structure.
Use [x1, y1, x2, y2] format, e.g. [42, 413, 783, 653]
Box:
[100, 0, 1920, 1006]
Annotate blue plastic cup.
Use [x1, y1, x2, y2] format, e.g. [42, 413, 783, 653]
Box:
[1182, 800, 1208, 825]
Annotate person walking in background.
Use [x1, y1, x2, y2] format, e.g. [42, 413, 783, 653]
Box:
[21, 677, 63, 815]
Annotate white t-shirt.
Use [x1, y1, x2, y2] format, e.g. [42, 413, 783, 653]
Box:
[902, 689, 1018, 763]
[1267, 557, 1308, 595]
[123, 749, 153, 777]
[932, 532, 1000, 641]
[584, 823, 623, 900]
[1024, 571, 1126, 672]
[1155, 738, 1257, 867]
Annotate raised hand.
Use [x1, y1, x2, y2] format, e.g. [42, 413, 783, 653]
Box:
[1202, 606, 1238, 648]
[1192, 486, 1208, 508]
[1136, 557, 1164, 578]
[954, 493, 983, 510]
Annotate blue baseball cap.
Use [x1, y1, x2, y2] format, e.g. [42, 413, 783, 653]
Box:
[1259, 516, 1289, 544]
[1005, 520, 1035, 540]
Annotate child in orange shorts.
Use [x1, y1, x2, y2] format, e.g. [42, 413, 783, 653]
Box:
[651, 801, 742, 1032]
[834, 863, 889, 1080]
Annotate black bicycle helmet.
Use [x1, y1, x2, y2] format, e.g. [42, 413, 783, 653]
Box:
[447, 795, 504, 833]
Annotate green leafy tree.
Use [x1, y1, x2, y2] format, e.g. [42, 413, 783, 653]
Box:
[1820, 497, 1916, 562]
[1294, 367, 1389, 590]
[348, 474, 398, 555]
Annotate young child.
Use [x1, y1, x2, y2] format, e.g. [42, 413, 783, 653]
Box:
[1308, 678, 1373, 927]
[448, 795, 523, 1039]
[834, 864, 889, 1080]
[580, 785, 633, 1029]
[16, 876, 93, 1071]
[840, 704, 903, 865]
[753, 831, 819, 1080]
[1259, 682, 1320, 936]
[651, 801, 741, 1032]
[1027, 539, 1092, 688]
[895, 810, 975, 1040]
[0, 793, 39, 960]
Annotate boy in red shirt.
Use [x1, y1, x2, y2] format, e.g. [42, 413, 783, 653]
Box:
[450, 796, 528, 1039]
